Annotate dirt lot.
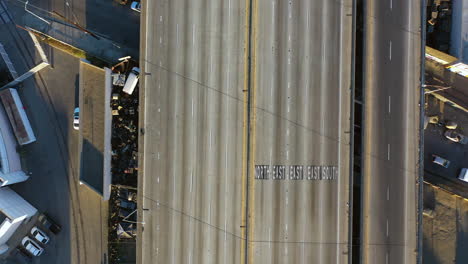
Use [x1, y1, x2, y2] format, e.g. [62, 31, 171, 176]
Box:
[423, 182, 468, 264]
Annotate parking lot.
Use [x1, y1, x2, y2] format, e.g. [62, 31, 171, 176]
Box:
[425, 94, 468, 189]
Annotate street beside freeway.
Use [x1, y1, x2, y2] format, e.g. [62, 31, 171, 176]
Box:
[361, 0, 421, 263]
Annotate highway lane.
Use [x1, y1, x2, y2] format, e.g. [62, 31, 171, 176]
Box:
[250, 0, 352, 263]
[140, 0, 353, 263]
[140, 0, 247, 263]
[361, 0, 420, 263]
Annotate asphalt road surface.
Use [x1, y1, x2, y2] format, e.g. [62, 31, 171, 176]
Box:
[140, 0, 247, 263]
[140, 0, 352, 263]
[361, 0, 420, 263]
[250, 0, 352, 263]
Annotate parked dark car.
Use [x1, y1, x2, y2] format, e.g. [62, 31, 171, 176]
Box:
[12, 246, 32, 263]
[38, 213, 62, 235]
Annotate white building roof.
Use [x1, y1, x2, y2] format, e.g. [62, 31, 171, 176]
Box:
[0, 187, 36, 220]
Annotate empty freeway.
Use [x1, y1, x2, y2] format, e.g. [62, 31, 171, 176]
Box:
[138, 0, 353, 263]
[361, 0, 421, 263]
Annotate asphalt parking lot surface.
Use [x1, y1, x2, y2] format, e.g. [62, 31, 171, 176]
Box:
[425, 95, 468, 188]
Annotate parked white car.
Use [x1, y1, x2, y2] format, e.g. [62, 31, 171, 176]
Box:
[432, 154, 450, 168]
[444, 130, 468, 144]
[73, 107, 80, 130]
[31, 226, 50, 244]
[22, 237, 44, 256]
[131, 2, 141, 12]
[458, 168, 468, 183]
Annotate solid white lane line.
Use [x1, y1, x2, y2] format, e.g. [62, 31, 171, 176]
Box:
[268, 228, 271, 249]
[176, 24, 179, 46]
[388, 96, 391, 113]
[209, 131, 212, 148]
[190, 171, 193, 192]
[386, 219, 389, 237]
[272, 1, 275, 26]
[389, 41, 392, 60]
[209, 53, 213, 77]
[192, 24, 195, 46]
[387, 144, 390, 160]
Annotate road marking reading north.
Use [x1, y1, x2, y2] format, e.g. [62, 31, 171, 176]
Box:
[255, 165, 339, 180]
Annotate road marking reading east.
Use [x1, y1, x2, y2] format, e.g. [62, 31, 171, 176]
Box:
[255, 165, 339, 180]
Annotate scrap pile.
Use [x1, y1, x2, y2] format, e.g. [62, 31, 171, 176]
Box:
[110, 59, 139, 187]
[108, 186, 138, 263]
[108, 58, 139, 264]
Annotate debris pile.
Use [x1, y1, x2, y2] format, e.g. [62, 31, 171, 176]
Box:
[108, 58, 139, 264]
[110, 59, 139, 188]
[108, 186, 138, 263]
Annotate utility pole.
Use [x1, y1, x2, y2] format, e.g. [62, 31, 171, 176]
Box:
[25, 1, 50, 25]
[423, 84, 452, 94]
[52, 11, 100, 40]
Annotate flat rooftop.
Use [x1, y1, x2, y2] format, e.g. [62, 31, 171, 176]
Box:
[78, 60, 112, 200]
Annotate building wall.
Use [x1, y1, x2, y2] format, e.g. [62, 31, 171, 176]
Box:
[0, 101, 27, 186]
[450, 0, 468, 62]
[0, 218, 22, 246]
[0, 187, 36, 220]
[0, 188, 36, 253]
[0, 171, 28, 187]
